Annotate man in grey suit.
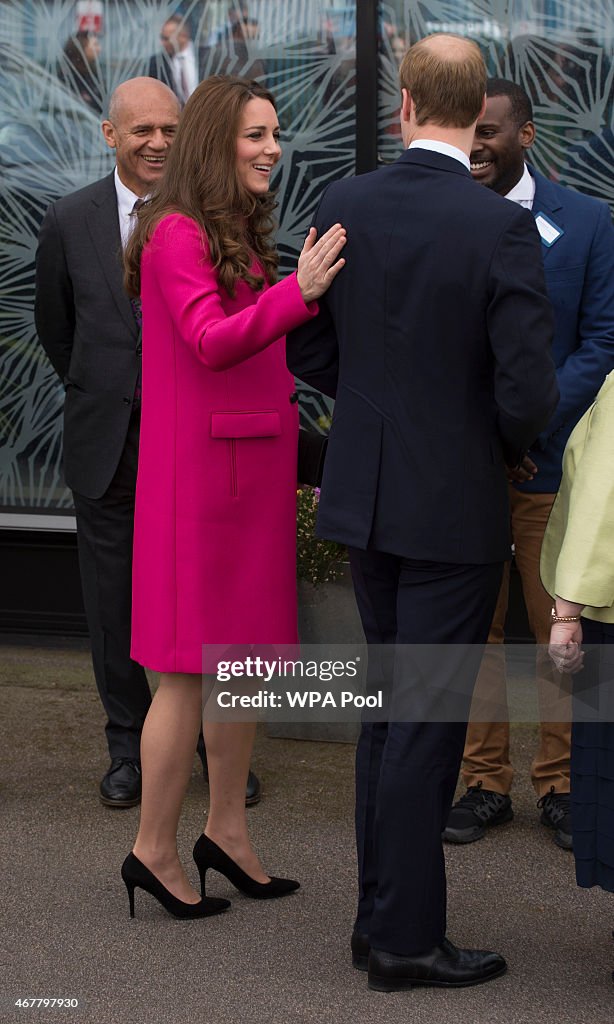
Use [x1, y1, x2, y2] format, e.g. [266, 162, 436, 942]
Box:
[36, 77, 262, 809]
[35, 78, 181, 806]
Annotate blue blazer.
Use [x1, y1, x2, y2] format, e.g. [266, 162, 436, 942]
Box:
[522, 166, 614, 493]
[288, 149, 558, 565]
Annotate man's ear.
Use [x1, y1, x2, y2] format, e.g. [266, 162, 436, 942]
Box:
[400, 87, 412, 124]
[520, 120, 536, 151]
[101, 120, 117, 150]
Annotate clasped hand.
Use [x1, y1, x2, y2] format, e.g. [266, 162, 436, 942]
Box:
[506, 455, 538, 483]
[548, 620, 584, 675]
[297, 224, 347, 304]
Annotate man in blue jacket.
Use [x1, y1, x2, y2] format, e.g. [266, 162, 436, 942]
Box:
[444, 78, 614, 851]
[289, 39, 557, 989]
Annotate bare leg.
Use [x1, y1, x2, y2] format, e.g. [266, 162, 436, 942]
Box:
[133, 673, 202, 903]
[203, 720, 269, 883]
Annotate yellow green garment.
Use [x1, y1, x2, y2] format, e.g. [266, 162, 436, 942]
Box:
[540, 371, 614, 623]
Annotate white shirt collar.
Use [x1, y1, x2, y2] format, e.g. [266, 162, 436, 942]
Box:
[114, 167, 146, 249]
[503, 164, 535, 208]
[174, 40, 195, 62]
[408, 139, 470, 172]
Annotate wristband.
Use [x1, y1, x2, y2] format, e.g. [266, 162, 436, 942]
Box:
[551, 606, 581, 624]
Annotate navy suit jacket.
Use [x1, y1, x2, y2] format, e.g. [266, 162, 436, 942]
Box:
[147, 52, 175, 92]
[146, 49, 207, 102]
[287, 149, 558, 565]
[520, 166, 614, 493]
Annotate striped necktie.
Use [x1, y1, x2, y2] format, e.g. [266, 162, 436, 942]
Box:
[129, 198, 145, 327]
[129, 198, 144, 405]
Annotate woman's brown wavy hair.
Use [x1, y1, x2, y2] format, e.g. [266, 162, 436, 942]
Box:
[124, 76, 279, 299]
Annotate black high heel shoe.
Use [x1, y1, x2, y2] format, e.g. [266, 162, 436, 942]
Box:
[121, 852, 231, 919]
[193, 834, 300, 900]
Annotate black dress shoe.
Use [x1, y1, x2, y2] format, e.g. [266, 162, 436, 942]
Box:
[99, 758, 142, 808]
[121, 853, 230, 919]
[368, 938, 507, 991]
[245, 769, 261, 807]
[193, 834, 300, 899]
[351, 931, 370, 971]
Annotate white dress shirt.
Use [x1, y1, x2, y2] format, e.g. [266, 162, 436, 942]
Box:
[503, 164, 535, 209]
[408, 139, 470, 172]
[172, 42, 198, 102]
[114, 168, 144, 250]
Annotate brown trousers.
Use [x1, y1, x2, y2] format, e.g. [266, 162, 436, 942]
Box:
[463, 488, 571, 797]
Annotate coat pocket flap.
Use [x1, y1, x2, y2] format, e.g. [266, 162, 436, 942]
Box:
[211, 411, 281, 438]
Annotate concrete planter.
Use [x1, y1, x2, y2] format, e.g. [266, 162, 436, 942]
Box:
[266, 564, 364, 743]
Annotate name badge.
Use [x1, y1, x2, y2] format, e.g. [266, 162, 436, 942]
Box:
[534, 212, 564, 247]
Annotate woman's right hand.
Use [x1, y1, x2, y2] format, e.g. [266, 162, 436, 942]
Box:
[548, 620, 584, 674]
[296, 224, 347, 304]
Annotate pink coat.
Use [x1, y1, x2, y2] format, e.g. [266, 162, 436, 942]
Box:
[131, 214, 317, 673]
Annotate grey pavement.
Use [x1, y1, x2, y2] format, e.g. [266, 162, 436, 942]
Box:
[1, 641, 613, 1024]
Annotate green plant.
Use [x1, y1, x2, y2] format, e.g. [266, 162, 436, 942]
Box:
[296, 487, 346, 585]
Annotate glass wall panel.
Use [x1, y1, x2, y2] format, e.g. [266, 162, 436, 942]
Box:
[4, 0, 610, 516]
[378, 1, 613, 211]
[0, 0, 356, 511]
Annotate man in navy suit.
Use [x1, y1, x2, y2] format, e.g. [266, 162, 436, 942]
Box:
[288, 37, 558, 991]
[444, 79, 614, 851]
[147, 14, 202, 105]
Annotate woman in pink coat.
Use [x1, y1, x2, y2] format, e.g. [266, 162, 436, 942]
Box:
[120, 76, 345, 919]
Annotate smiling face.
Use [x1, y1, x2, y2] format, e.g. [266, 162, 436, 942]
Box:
[102, 79, 180, 197]
[235, 97, 281, 195]
[470, 94, 535, 195]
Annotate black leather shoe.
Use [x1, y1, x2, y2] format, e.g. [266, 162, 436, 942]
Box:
[368, 938, 507, 991]
[351, 931, 370, 971]
[99, 759, 141, 808]
[245, 769, 261, 807]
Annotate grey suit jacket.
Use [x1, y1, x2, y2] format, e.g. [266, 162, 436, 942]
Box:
[35, 172, 141, 498]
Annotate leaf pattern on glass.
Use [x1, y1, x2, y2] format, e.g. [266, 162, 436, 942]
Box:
[0, 0, 355, 508]
[378, 0, 614, 205]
